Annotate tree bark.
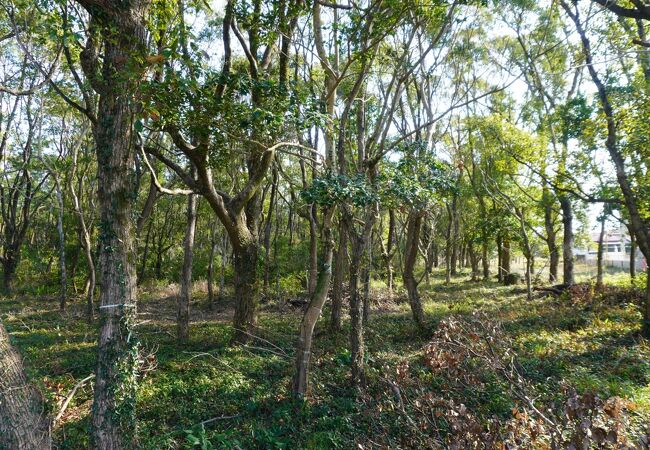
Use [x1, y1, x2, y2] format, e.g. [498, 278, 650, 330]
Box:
[0, 322, 51, 449]
[292, 207, 334, 397]
[308, 203, 319, 295]
[78, 0, 151, 446]
[482, 242, 490, 280]
[630, 232, 636, 280]
[502, 238, 511, 283]
[178, 189, 198, 342]
[596, 215, 606, 289]
[403, 212, 426, 327]
[330, 220, 347, 332]
[559, 195, 574, 285]
[232, 239, 260, 343]
[54, 180, 67, 311]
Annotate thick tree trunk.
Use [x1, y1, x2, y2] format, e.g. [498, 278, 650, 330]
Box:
[85, 1, 151, 446]
[345, 210, 375, 389]
[232, 240, 260, 343]
[1, 255, 17, 292]
[330, 220, 347, 332]
[403, 212, 425, 327]
[292, 208, 334, 397]
[178, 190, 197, 342]
[559, 195, 574, 285]
[0, 322, 51, 449]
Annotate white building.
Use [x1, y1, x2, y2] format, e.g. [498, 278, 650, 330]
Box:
[575, 226, 646, 271]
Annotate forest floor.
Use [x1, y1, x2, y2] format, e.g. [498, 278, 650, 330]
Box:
[1, 270, 649, 449]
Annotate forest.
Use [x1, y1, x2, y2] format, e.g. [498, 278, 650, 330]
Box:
[0, 0, 649, 448]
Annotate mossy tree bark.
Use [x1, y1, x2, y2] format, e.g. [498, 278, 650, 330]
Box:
[74, 0, 151, 446]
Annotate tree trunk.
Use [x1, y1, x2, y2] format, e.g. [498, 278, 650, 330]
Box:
[1, 254, 17, 292]
[469, 241, 479, 281]
[330, 220, 347, 332]
[232, 239, 260, 343]
[596, 216, 606, 289]
[497, 235, 503, 282]
[207, 225, 217, 310]
[345, 209, 375, 389]
[445, 203, 452, 283]
[263, 170, 278, 291]
[629, 232, 636, 280]
[0, 322, 51, 449]
[138, 219, 152, 284]
[308, 204, 319, 295]
[292, 207, 334, 397]
[403, 212, 425, 328]
[450, 203, 458, 276]
[502, 238, 511, 283]
[482, 242, 489, 280]
[559, 195, 574, 285]
[178, 190, 198, 342]
[543, 184, 559, 283]
[85, 1, 151, 445]
[54, 181, 67, 311]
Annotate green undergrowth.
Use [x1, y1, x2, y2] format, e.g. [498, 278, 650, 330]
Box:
[0, 269, 647, 448]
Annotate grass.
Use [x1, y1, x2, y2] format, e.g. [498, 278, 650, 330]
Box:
[0, 269, 648, 449]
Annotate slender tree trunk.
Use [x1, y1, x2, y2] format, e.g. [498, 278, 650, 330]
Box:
[308, 204, 319, 295]
[138, 219, 152, 284]
[403, 212, 425, 327]
[502, 238, 511, 283]
[136, 174, 158, 237]
[0, 322, 51, 449]
[263, 170, 278, 291]
[469, 241, 479, 281]
[543, 183, 559, 283]
[207, 226, 217, 310]
[220, 234, 227, 302]
[178, 190, 198, 342]
[445, 204, 452, 283]
[629, 232, 636, 280]
[497, 235, 503, 282]
[596, 216, 606, 289]
[559, 195, 574, 285]
[361, 231, 372, 325]
[450, 196, 458, 276]
[292, 207, 334, 397]
[330, 220, 347, 332]
[482, 242, 489, 280]
[54, 181, 67, 311]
